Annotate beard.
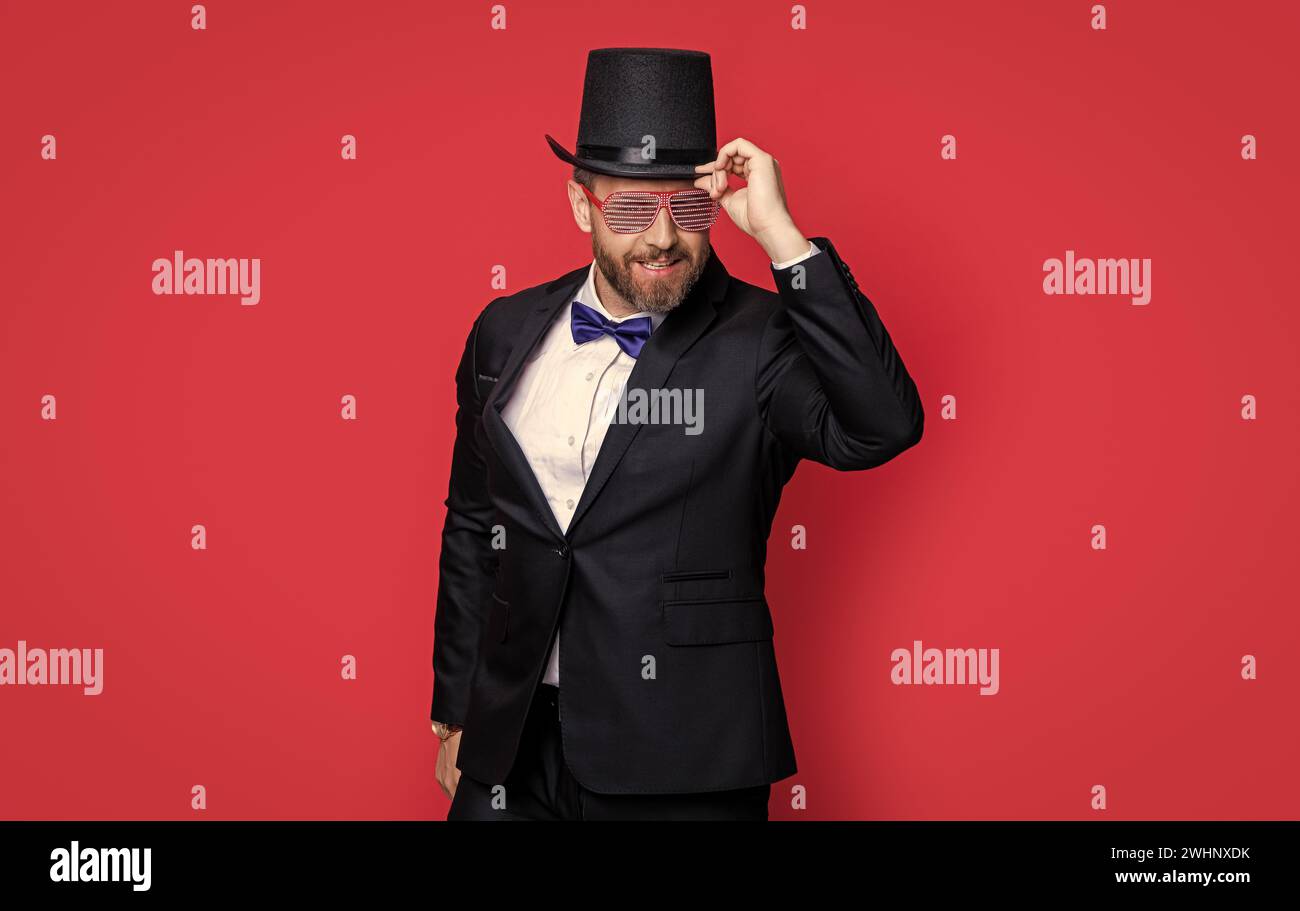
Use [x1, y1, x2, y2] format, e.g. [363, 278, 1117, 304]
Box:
[591, 233, 711, 315]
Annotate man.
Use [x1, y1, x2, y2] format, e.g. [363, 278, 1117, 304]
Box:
[430, 47, 923, 820]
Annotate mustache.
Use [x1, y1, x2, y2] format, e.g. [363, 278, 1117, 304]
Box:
[626, 249, 689, 263]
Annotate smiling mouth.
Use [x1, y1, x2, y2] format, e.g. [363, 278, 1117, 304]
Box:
[634, 257, 682, 274]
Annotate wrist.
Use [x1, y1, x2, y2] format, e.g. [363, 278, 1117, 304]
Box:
[431, 720, 463, 740]
[756, 219, 807, 263]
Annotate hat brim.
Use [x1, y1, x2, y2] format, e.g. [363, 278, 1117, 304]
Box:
[545, 133, 708, 180]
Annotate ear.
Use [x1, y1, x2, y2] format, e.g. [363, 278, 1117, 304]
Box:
[567, 179, 595, 234]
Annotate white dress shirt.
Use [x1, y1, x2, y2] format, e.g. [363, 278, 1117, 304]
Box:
[502, 240, 820, 687]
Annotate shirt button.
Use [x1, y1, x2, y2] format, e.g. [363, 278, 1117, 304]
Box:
[566, 498, 574, 509]
[586, 372, 594, 381]
[567, 435, 575, 446]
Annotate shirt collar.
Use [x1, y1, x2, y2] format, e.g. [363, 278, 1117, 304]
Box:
[575, 261, 667, 332]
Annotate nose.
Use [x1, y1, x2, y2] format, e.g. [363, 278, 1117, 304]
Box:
[642, 202, 678, 249]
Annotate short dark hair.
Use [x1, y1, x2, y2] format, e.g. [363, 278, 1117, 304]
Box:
[572, 166, 599, 191]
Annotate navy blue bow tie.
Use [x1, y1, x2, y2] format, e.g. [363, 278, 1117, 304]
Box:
[570, 300, 652, 359]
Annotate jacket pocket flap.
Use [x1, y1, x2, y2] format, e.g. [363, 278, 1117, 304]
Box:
[661, 597, 773, 645]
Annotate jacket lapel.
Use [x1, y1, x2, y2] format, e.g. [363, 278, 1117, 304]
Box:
[481, 268, 585, 544]
[566, 250, 726, 536]
[482, 247, 730, 543]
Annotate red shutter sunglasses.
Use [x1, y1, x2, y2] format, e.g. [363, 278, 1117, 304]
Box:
[580, 183, 721, 234]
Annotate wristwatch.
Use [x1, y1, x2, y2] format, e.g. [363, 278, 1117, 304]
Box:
[431, 720, 463, 740]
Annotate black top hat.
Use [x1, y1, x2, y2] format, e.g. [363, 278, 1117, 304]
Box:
[545, 47, 717, 180]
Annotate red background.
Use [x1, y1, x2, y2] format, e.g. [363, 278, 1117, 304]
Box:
[1, 0, 1296, 820]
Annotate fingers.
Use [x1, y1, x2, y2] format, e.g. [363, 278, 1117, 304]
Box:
[697, 154, 745, 180]
[693, 168, 730, 200]
[699, 136, 764, 171]
[696, 136, 773, 184]
[721, 136, 764, 159]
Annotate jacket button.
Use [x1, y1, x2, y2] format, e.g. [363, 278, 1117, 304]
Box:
[555, 544, 569, 558]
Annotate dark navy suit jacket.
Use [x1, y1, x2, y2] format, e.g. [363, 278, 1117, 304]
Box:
[431, 237, 923, 794]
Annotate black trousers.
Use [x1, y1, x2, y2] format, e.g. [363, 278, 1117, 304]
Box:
[447, 682, 771, 821]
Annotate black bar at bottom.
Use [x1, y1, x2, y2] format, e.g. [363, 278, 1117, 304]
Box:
[0, 820, 1290, 896]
